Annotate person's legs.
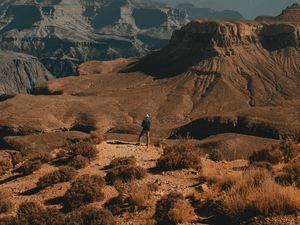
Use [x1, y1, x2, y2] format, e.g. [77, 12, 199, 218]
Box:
[146, 131, 150, 147]
[138, 129, 146, 145]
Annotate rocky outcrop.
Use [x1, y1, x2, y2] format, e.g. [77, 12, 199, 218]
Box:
[0, 51, 54, 95]
[0, 0, 188, 76]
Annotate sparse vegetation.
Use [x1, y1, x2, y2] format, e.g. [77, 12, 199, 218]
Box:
[209, 149, 224, 162]
[275, 159, 300, 188]
[64, 174, 105, 210]
[29, 152, 52, 163]
[66, 207, 115, 225]
[154, 192, 195, 225]
[108, 156, 137, 169]
[65, 139, 98, 160]
[0, 191, 13, 213]
[194, 169, 300, 224]
[17, 158, 42, 175]
[248, 161, 273, 171]
[0, 159, 13, 175]
[249, 139, 299, 164]
[90, 130, 104, 145]
[9, 151, 23, 167]
[105, 165, 147, 185]
[105, 182, 155, 215]
[68, 155, 89, 170]
[72, 113, 97, 133]
[156, 145, 202, 171]
[37, 166, 78, 189]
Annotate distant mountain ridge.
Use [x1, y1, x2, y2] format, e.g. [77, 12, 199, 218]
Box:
[0, 0, 188, 77]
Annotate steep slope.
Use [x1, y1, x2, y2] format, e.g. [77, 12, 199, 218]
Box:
[0, 0, 188, 76]
[0, 5, 299, 146]
[0, 51, 54, 96]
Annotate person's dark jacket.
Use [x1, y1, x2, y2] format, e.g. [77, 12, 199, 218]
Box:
[142, 117, 151, 131]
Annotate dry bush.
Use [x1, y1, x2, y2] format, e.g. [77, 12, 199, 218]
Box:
[72, 113, 97, 133]
[249, 146, 283, 164]
[0, 191, 13, 213]
[249, 139, 299, 165]
[279, 139, 299, 162]
[0, 159, 13, 175]
[108, 156, 137, 169]
[196, 169, 300, 224]
[30, 152, 52, 163]
[17, 158, 42, 175]
[9, 151, 23, 167]
[16, 201, 65, 225]
[156, 145, 202, 171]
[154, 192, 195, 225]
[90, 131, 104, 145]
[209, 149, 224, 162]
[248, 161, 273, 171]
[105, 165, 147, 185]
[0, 216, 17, 225]
[68, 155, 89, 170]
[64, 174, 105, 211]
[37, 166, 78, 189]
[66, 206, 115, 225]
[65, 139, 98, 160]
[105, 182, 155, 215]
[283, 159, 300, 187]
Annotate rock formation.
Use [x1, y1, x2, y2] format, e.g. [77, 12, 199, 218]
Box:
[0, 51, 54, 96]
[0, 4, 299, 145]
[0, 0, 188, 76]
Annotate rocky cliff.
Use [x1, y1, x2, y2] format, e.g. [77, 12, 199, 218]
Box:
[0, 0, 188, 76]
[0, 51, 54, 95]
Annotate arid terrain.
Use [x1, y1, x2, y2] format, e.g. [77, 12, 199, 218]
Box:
[0, 3, 300, 225]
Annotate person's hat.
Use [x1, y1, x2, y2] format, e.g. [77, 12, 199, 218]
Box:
[146, 114, 150, 118]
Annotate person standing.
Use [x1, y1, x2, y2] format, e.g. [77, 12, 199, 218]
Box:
[138, 114, 151, 147]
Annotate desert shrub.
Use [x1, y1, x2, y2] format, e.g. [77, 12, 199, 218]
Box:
[9, 151, 23, 167]
[249, 146, 283, 164]
[281, 159, 300, 188]
[37, 166, 77, 189]
[0, 191, 13, 213]
[108, 156, 137, 169]
[90, 131, 104, 145]
[196, 169, 300, 224]
[154, 192, 195, 225]
[248, 161, 273, 171]
[65, 140, 98, 160]
[156, 145, 202, 171]
[66, 207, 115, 225]
[68, 155, 89, 170]
[209, 149, 224, 162]
[17, 158, 42, 175]
[249, 140, 299, 165]
[105, 183, 154, 215]
[105, 165, 147, 185]
[72, 113, 97, 133]
[30, 152, 52, 163]
[0, 216, 17, 225]
[0, 159, 13, 175]
[16, 201, 65, 225]
[275, 172, 293, 186]
[64, 174, 105, 210]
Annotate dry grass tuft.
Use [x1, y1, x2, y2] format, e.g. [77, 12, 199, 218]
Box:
[105, 164, 147, 185]
[37, 166, 78, 189]
[108, 156, 137, 169]
[68, 155, 89, 170]
[194, 169, 300, 224]
[156, 145, 202, 171]
[64, 174, 105, 211]
[155, 192, 195, 225]
[105, 182, 155, 215]
[65, 139, 98, 160]
[209, 149, 224, 162]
